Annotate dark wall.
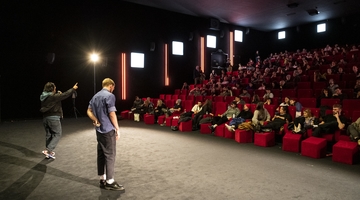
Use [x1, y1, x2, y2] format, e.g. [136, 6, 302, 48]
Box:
[1, 1, 360, 121]
[265, 14, 360, 55]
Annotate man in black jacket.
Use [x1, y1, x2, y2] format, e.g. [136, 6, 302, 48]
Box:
[40, 82, 78, 159]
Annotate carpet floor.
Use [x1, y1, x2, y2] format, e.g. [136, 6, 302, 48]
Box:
[0, 117, 359, 200]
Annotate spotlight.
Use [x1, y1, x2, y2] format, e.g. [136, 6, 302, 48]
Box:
[307, 9, 320, 16]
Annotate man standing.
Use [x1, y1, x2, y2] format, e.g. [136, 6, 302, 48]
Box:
[40, 82, 78, 159]
[87, 78, 124, 191]
[193, 65, 201, 85]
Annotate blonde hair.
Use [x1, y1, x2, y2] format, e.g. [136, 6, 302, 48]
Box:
[303, 108, 313, 117]
[102, 78, 115, 87]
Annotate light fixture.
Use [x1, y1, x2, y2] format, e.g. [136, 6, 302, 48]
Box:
[90, 53, 99, 94]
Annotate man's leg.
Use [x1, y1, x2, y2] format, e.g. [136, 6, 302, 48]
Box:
[347, 124, 360, 141]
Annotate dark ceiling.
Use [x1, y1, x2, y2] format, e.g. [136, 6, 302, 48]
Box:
[125, 0, 360, 32]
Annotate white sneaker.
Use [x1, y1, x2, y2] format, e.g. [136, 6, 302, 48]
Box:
[225, 124, 233, 131]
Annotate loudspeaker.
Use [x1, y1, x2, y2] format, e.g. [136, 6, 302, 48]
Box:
[245, 28, 250, 35]
[47, 53, 55, 64]
[209, 18, 220, 30]
[150, 42, 155, 51]
[189, 32, 194, 41]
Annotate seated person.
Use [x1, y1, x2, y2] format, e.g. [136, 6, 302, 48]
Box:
[251, 94, 260, 104]
[154, 99, 167, 124]
[192, 99, 213, 130]
[239, 88, 251, 98]
[289, 98, 303, 118]
[263, 88, 274, 100]
[291, 108, 316, 137]
[332, 87, 347, 103]
[252, 102, 271, 131]
[312, 104, 348, 137]
[225, 104, 253, 132]
[209, 101, 240, 133]
[189, 86, 201, 96]
[264, 97, 272, 105]
[347, 117, 360, 146]
[161, 99, 182, 126]
[260, 106, 292, 132]
[130, 96, 144, 113]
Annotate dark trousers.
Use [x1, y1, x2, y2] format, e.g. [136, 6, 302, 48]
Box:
[96, 130, 116, 180]
[192, 113, 203, 128]
[212, 116, 228, 126]
[261, 120, 285, 131]
[312, 121, 338, 137]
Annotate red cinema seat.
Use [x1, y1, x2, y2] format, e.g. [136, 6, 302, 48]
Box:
[297, 89, 314, 98]
[298, 98, 316, 108]
[332, 140, 359, 165]
[254, 131, 275, 147]
[301, 137, 327, 159]
[282, 133, 302, 153]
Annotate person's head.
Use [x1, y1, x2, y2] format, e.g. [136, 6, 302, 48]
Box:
[243, 104, 250, 111]
[102, 78, 115, 93]
[289, 98, 296, 105]
[332, 104, 342, 115]
[338, 67, 343, 73]
[135, 96, 140, 100]
[334, 87, 342, 95]
[303, 108, 313, 118]
[284, 97, 290, 104]
[329, 78, 334, 85]
[196, 65, 200, 70]
[252, 94, 260, 101]
[264, 97, 272, 105]
[242, 89, 248, 94]
[353, 65, 358, 71]
[197, 101, 202, 107]
[43, 82, 56, 93]
[327, 68, 332, 74]
[235, 96, 240, 102]
[279, 106, 288, 115]
[230, 101, 237, 108]
[157, 99, 163, 106]
[265, 88, 271, 93]
[256, 102, 264, 110]
[176, 99, 181, 104]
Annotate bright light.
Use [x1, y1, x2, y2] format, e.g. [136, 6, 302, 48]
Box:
[91, 54, 99, 62]
[278, 31, 286, 40]
[317, 23, 326, 33]
[234, 30, 243, 42]
[131, 52, 144, 68]
[206, 35, 216, 48]
[172, 41, 183, 55]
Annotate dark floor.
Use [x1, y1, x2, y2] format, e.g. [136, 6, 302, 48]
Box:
[0, 117, 359, 200]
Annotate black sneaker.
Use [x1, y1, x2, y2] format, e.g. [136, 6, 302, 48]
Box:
[99, 180, 106, 189]
[104, 181, 125, 191]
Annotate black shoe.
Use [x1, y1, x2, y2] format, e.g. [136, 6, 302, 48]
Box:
[104, 181, 125, 191]
[99, 180, 106, 189]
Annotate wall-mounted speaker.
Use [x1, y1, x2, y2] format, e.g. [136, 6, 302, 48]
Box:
[150, 42, 155, 51]
[47, 53, 55, 64]
[209, 18, 220, 30]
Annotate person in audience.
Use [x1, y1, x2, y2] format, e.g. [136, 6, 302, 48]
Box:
[154, 99, 167, 124]
[332, 87, 347, 103]
[234, 96, 245, 105]
[144, 97, 154, 114]
[293, 67, 302, 83]
[352, 65, 360, 78]
[314, 70, 326, 82]
[354, 79, 360, 96]
[240, 88, 251, 98]
[327, 79, 339, 94]
[289, 98, 303, 117]
[279, 96, 290, 107]
[245, 82, 255, 90]
[225, 104, 253, 132]
[317, 88, 332, 107]
[260, 106, 292, 132]
[257, 82, 266, 90]
[312, 104, 348, 138]
[252, 102, 271, 132]
[251, 94, 260, 104]
[263, 88, 274, 100]
[130, 96, 144, 113]
[292, 108, 316, 137]
[219, 86, 232, 97]
[161, 99, 182, 126]
[210, 69, 218, 78]
[189, 86, 201, 96]
[193, 65, 201, 85]
[208, 101, 240, 133]
[329, 61, 338, 74]
[181, 82, 189, 93]
[355, 91, 360, 99]
[264, 97, 272, 105]
[192, 99, 213, 131]
[347, 117, 360, 146]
